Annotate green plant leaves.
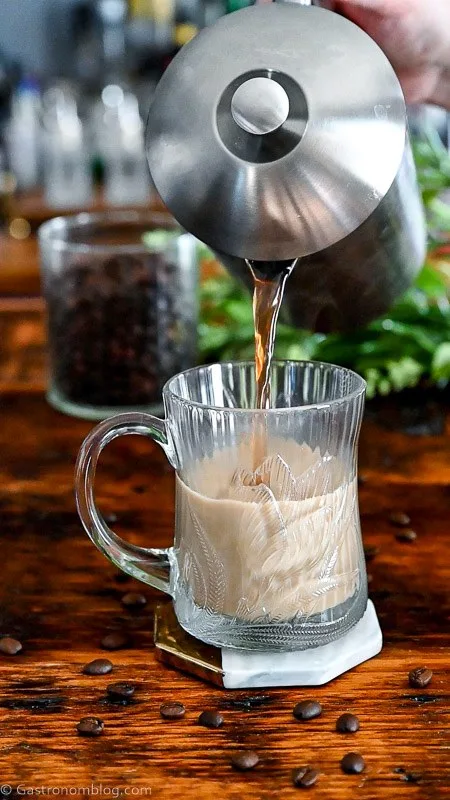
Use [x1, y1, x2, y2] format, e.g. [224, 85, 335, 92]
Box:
[432, 343, 450, 381]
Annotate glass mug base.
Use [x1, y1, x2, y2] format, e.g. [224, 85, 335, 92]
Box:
[75, 361, 368, 653]
[47, 385, 164, 422]
[173, 581, 368, 652]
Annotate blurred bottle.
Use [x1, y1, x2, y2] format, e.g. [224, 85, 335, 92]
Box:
[164, 1, 199, 70]
[5, 77, 41, 191]
[0, 146, 16, 230]
[72, 2, 103, 88]
[0, 49, 18, 126]
[42, 89, 93, 209]
[226, 0, 251, 11]
[173, 16, 198, 53]
[129, 0, 177, 76]
[97, 85, 151, 205]
[71, 0, 128, 88]
[129, 0, 174, 45]
[202, 0, 226, 27]
[152, 0, 176, 53]
[97, 0, 128, 83]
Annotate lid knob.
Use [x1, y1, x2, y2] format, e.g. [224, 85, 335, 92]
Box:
[231, 76, 290, 136]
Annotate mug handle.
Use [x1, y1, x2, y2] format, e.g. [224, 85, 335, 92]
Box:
[75, 412, 177, 594]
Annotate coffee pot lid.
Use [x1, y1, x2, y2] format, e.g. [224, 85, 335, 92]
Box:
[146, 3, 406, 261]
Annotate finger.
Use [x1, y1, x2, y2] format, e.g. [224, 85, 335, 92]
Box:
[397, 65, 442, 105]
[335, 0, 407, 14]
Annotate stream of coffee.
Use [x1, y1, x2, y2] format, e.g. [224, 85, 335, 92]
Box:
[246, 259, 297, 470]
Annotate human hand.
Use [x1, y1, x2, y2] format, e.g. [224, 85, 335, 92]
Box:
[329, 0, 450, 107]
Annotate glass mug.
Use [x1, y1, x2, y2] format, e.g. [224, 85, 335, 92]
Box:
[75, 361, 367, 651]
[39, 211, 198, 420]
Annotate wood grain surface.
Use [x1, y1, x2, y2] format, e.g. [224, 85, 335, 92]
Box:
[0, 235, 41, 297]
[0, 310, 449, 799]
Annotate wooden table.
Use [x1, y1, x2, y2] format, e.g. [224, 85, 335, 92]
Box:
[0, 303, 449, 800]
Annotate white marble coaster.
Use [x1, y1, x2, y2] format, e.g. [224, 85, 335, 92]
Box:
[221, 601, 382, 689]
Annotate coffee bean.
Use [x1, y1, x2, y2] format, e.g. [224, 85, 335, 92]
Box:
[160, 701, 185, 720]
[0, 636, 22, 655]
[106, 682, 136, 699]
[101, 632, 129, 651]
[292, 766, 319, 788]
[82, 658, 113, 675]
[231, 750, 259, 771]
[76, 717, 104, 736]
[198, 710, 224, 729]
[336, 713, 360, 733]
[341, 752, 365, 774]
[389, 511, 411, 527]
[409, 667, 432, 689]
[358, 472, 368, 486]
[121, 592, 147, 609]
[395, 529, 417, 543]
[363, 545, 379, 562]
[293, 700, 322, 721]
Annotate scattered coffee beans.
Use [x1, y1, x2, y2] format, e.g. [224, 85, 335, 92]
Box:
[395, 529, 417, 543]
[198, 710, 224, 729]
[389, 511, 411, 527]
[82, 658, 113, 675]
[106, 682, 136, 699]
[363, 545, 379, 562]
[292, 767, 319, 788]
[293, 700, 322, 721]
[231, 750, 259, 771]
[101, 632, 130, 651]
[76, 717, 104, 737]
[0, 636, 22, 655]
[160, 701, 186, 720]
[336, 713, 360, 733]
[409, 667, 433, 689]
[341, 752, 365, 774]
[121, 592, 147, 609]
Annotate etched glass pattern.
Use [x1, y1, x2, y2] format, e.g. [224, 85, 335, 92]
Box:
[166, 361, 367, 650]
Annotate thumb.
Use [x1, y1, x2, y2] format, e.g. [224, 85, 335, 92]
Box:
[334, 0, 407, 12]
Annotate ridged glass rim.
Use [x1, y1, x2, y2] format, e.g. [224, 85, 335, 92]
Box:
[164, 360, 366, 414]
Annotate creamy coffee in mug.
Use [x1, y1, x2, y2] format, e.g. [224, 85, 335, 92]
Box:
[175, 437, 359, 622]
[76, 361, 368, 651]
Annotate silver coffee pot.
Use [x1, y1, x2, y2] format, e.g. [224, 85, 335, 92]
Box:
[146, 0, 426, 330]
